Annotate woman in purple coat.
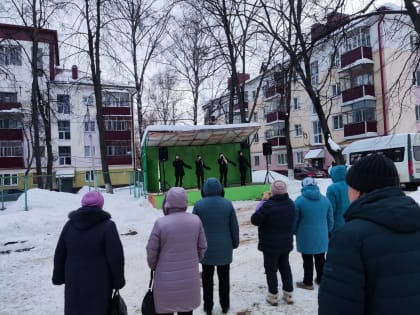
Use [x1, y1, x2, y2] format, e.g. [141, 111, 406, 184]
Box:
[146, 187, 208, 315]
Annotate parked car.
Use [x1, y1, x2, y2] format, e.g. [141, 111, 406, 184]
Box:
[293, 167, 326, 180]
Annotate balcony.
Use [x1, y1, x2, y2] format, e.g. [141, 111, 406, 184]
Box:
[102, 107, 131, 116]
[0, 129, 23, 141]
[340, 46, 373, 69]
[264, 85, 283, 99]
[344, 120, 377, 138]
[266, 111, 287, 123]
[342, 84, 375, 104]
[233, 101, 248, 111]
[266, 136, 286, 147]
[0, 157, 24, 168]
[0, 102, 22, 111]
[104, 130, 131, 141]
[107, 155, 132, 165]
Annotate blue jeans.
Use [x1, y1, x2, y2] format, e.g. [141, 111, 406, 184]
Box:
[263, 252, 293, 294]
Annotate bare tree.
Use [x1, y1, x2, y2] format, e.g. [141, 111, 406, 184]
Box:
[146, 69, 186, 125]
[404, 0, 420, 37]
[163, 9, 222, 125]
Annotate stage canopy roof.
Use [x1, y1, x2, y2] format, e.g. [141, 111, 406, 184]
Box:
[141, 123, 260, 147]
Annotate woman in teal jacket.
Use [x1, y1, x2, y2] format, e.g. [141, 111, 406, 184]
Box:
[326, 165, 350, 233]
[294, 177, 333, 289]
[193, 178, 239, 315]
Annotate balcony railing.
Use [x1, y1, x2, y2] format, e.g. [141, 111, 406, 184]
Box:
[0, 157, 24, 168]
[344, 120, 377, 137]
[342, 84, 375, 103]
[266, 136, 286, 147]
[264, 85, 283, 99]
[233, 101, 248, 111]
[0, 129, 23, 140]
[341, 46, 373, 69]
[104, 130, 131, 141]
[0, 102, 22, 111]
[266, 111, 287, 123]
[102, 107, 131, 115]
[107, 155, 132, 165]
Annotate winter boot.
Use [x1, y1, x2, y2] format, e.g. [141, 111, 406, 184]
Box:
[266, 292, 278, 306]
[282, 290, 294, 304]
[296, 281, 314, 290]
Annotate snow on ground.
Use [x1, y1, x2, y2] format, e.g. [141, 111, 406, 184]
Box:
[1, 179, 420, 315]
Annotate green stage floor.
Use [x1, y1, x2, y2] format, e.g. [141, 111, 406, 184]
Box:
[152, 183, 271, 209]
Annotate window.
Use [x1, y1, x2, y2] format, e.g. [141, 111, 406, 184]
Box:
[355, 73, 373, 86]
[296, 151, 304, 164]
[105, 119, 131, 131]
[252, 90, 257, 101]
[277, 152, 287, 165]
[333, 114, 343, 130]
[106, 142, 130, 156]
[0, 92, 17, 103]
[0, 45, 22, 66]
[102, 91, 129, 107]
[85, 170, 96, 182]
[312, 120, 322, 144]
[410, 34, 419, 51]
[58, 146, 71, 165]
[0, 173, 18, 186]
[0, 119, 19, 129]
[254, 156, 260, 166]
[0, 141, 22, 156]
[415, 71, 420, 86]
[84, 146, 95, 157]
[84, 121, 95, 132]
[253, 132, 259, 143]
[83, 95, 94, 106]
[416, 105, 420, 121]
[310, 61, 319, 86]
[57, 94, 70, 114]
[58, 120, 70, 140]
[331, 83, 341, 97]
[330, 52, 340, 67]
[294, 124, 302, 136]
[293, 96, 301, 110]
[252, 112, 258, 122]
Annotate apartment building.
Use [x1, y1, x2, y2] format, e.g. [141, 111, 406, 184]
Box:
[0, 23, 135, 191]
[203, 6, 420, 174]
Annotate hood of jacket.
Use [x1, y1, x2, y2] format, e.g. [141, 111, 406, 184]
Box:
[202, 178, 224, 197]
[300, 184, 322, 200]
[68, 206, 111, 230]
[345, 186, 420, 233]
[329, 165, 347, 183]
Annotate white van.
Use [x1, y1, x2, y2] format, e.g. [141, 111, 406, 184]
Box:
[342, 133, 420, 190]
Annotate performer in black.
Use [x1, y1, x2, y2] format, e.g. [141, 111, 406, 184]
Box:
[172, 154, 191, 187]
[195, 155, 211, 189]
[217, 153, 236, 187]
[238, 151, 251, 186]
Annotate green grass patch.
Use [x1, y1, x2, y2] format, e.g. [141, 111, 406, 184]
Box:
[153, 184, 271, 209]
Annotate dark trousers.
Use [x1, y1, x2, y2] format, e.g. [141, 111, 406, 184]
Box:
[175, 175, 183, 187]
[197, 172, 204, 189]
[263, 252, 293, 294]
[219, 169, 227, 187]
[159, 312, 192, 315]
[201, 264, 230, 311]
[240, 169, 246, 185]
[301, 253, 325, 285]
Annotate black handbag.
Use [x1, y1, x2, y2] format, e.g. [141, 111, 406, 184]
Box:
[110, 290, 128, 315]
[141, 270, 156, 315]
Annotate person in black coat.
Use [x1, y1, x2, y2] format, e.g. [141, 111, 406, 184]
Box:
[52, 190, 125, 315]
[173, 154, 192, 187]
[217, 153, 236, 187]
[319, 154, 420, 315]
[251, 180, 295, 306]
[195, 155, 211, 189]
[237, 151, 250, 186]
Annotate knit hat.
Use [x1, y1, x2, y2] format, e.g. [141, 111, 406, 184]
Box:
[270, 180, 287, 195]
[81, 190, 104, 208]
[162, 187, 188, 214]
[302, 177, 317, 187]
[346, 154, 400, 193]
